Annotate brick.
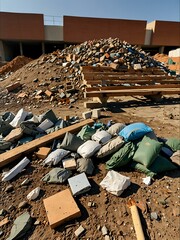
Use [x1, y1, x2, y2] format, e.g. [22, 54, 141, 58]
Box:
[6, 82, 21, 92]
[68, 172, 91, 196]
[43, 189, 81, 228]
[82, 111, 92, 119]
[4, 128, 23, 142]
[35, 147, 51, 160]
[91, 109, 101, 119]
[110, 62, 119, 70]
[45, 90, 53, 97]
[0, 217, 9, 227]
[62, 158, 76, 170]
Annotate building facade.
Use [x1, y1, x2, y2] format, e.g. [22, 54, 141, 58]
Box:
[0, 12, 179, 61]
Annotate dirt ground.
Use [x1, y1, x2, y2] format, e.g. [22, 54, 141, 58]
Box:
[0, 94, 180, 240]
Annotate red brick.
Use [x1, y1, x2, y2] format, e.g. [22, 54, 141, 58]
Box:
[43, 189, 81, 228]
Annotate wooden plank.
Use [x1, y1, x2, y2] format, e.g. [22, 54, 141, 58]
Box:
[0, 119, 94, 168]
[86, 84, 180, 91]
[85, 88, 180, 98]
[85, 79, 180, 85]
[84, 75, 173, 81]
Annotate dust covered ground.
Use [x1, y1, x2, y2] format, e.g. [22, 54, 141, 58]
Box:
[0, 95, 180, 240]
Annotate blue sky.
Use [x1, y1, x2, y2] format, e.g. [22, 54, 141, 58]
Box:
[0, 0, 179, 25]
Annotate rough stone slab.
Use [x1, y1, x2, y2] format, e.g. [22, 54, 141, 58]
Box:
[0, 119, 94, 168]
[68, 172, 91, 196]
[43, 189, 81, 228]
[6, 82, 21, 92]
[4, 128, 23, 142]
[6, 212, 32, 240]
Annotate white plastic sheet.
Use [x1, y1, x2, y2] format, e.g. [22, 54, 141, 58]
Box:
[100, 170, 130, 196]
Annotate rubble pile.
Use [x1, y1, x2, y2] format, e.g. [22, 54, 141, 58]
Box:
[0, 38, 170, 108]
[0, 56, 33, 80]
[0, 106, 179, 239]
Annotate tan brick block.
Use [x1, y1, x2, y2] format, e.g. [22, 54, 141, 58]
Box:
[35, 147, 51, 160]
[43, 189, 81, 228]
[62, 158, 76, 170]
[45, 90, 53, 97]
[4, 128, 23, 142]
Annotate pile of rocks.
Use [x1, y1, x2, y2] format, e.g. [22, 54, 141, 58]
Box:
[0, 38, 170, 108]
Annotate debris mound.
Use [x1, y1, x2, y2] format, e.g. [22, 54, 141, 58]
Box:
[0, 56, 33, 76]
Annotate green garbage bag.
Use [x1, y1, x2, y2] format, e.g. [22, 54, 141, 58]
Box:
[77, 125, 96, 141]
[106, 142, 135, 170]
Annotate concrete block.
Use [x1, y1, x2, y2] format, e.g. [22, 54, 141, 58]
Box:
[4, 128, 23, 142]
[134, 63, 142, 70]
[35, 147, 51, 160]
[68, 172, 91, 196]
[43, 189, 81, 228]
[62, 158, 77, 170]
[82, 111, 92, 119]
[91, 109, 101, 119]
[38, 119, 54, 131]
[74, 225, 85, 237]
[6, 82, 21, 92]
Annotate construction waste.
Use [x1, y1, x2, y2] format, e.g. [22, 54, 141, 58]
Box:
[0, 38, 176, 108]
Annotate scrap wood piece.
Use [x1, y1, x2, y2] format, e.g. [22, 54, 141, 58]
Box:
[0, 119, 94, 168]
[127, 199, 145, 240]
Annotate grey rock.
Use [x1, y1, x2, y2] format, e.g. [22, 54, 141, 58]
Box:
[21, 178, 30, 186]
[42, 168, 72, 184]
[150, 212, 159, 220]
[18, 201, 29, 209]
[7, 212, 32, 240]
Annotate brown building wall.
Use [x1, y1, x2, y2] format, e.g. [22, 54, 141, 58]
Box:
[151, 21, 180, 46]
[63, 16, 146, 45]
[0, 12, 44, 41]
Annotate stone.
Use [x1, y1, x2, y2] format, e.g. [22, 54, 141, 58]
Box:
[4, 128, 23, 142]
[5, 184, 14, 192]
[35, 147, 51, 160]
[91, 108, 101, 119]
[43, 189, 81, 228]
[8, 205, 15, 212]
[42, 168, 72, 184]
[74, 225, 85, 237]
[18, 201, 28, 209]
[0, 231, 3, 237]
[105, 236, 110, 240]
[21, 178, 30, 186]
[6, 82, 22, 92]
[36, 90, 43, 96]
[6, 212, 32, 240]
[62, 158, 77, 170]
[150, 212, 159, 220]
[68, 172, 91, 196]
[101, 225, 108, 235]
[27, 187, 41, 200]
[82, 111, 92, 119]
[17, 93, 28, 98]
[34, 219, 41, 225]
[59, 92, 66, 99]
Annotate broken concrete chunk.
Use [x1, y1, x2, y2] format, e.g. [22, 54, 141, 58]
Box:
[38, 119, 54, 131]
[101, 225, 108, 235]
[68, 172, 91, 196]
[0, 119, 14, 137]
[41, 109, 58, 124]
[74, 225, 85, 237]
[43, 189, 81, 228]
[2, 157, 30, 182]
[27, 187, 41, 200]
[9, 108, 28, 128]
[6, 212, 32, 240]
[42, 168, 72, 184]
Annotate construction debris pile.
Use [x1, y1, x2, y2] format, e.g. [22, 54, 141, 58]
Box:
[0, 107, 179, 239]
[0, 56, 33, 81]
[0, 38, 172, 108]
